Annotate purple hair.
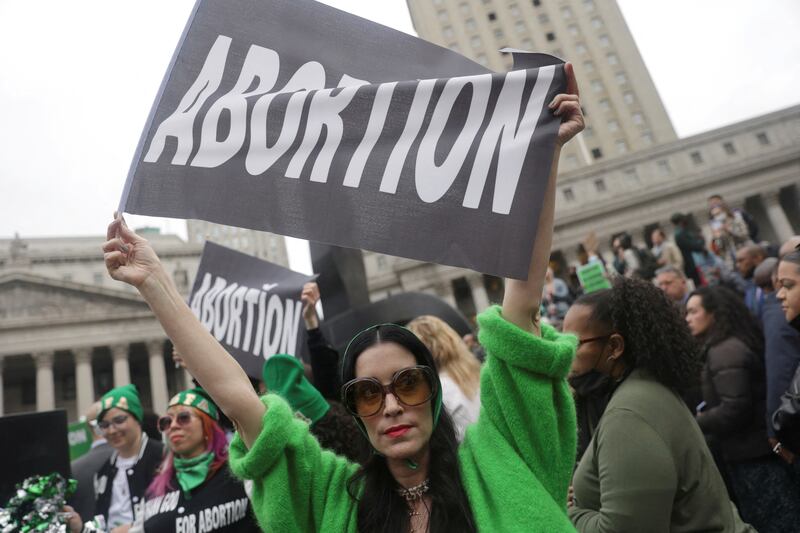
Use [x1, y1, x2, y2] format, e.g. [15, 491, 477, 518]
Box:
[146, 410, 229, 498]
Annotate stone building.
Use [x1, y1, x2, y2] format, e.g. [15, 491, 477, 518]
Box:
[186, 220, 289, 267]
[0, 231, 203, 420]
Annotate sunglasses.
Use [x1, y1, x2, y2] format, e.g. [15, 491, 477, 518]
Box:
[342, 366, 436, 418]
[158, 411, 195, 432]
[97, 414, 129, 431]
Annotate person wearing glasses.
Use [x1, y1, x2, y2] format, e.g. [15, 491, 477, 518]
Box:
[102, 63, 584, 532]
[563, 278, 754, 532]
[90, 384, 164, 530]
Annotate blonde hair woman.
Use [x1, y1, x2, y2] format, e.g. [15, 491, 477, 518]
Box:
[408, 315, 482, 441]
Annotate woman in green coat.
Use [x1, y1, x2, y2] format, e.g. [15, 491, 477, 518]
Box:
[102, 64, 585, 533]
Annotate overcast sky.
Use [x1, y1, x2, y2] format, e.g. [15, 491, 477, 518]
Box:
[1, 0, 798, 273]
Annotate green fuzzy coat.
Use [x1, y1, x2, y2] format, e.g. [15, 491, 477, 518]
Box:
[229, 305, 578, 532]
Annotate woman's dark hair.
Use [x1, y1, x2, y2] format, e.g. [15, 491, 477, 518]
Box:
[341, 325, 476, 533]
[575, 277, 701, 394]
[311, 401, 365, 464]
[689, 286, 764, 355]
[782, 248, 800, 268]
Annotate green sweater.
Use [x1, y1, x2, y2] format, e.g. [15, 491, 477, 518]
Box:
[569, 369, 755, 533]
[229, 305, 578, 532]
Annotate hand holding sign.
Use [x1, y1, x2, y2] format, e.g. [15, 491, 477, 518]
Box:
[551, 63, 584, 147]
[301, 282, 321, 330]
[104, 214, 163, 289]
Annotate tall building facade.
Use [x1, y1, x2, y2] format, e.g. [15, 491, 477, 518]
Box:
[186, 221, 290, 267]
[406, 0, 677, 171]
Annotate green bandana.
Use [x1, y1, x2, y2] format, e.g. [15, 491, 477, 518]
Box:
[262, 354, 330, 425]
[174, 452, 214, 494]
[98, 384, 143, 423]
[169, 387, 219, 420]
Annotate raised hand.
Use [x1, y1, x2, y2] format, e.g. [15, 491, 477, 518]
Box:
[550, 62, 585, 147]
[103, 214, 164, 288]
[301, 281, 321, 329]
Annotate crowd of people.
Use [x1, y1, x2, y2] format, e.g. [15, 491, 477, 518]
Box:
[49, 63, 800, 533]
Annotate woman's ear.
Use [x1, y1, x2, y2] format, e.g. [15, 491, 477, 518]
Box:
[607, 333, 625, 361]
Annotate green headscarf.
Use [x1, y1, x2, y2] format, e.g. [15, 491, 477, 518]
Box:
[98, 384, 143, 423]
[262, 354, 330, 425]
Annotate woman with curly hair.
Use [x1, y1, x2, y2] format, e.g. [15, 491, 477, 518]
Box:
[565, 277, 753, 532]
[407, 315, 481, 441]
[687, 286, 800, 532]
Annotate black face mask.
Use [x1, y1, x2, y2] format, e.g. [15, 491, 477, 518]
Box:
[568, 370, 615, 398]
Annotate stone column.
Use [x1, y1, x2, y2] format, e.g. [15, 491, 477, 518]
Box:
[468, 275, 491, 313]
[763, 191, 795, 244]
[33, 351, 56, 412]
[110, 344, 131, 387]
[146, 340, 169, 415]
[73, 347, 95, 417]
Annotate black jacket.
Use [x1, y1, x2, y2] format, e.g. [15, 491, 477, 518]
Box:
[771, 314, 800, 452]
[138, 466, 259, 532]
[696, 337, 771, 462]
[93, 434, 164, 524]
[67, 441, 113, 521]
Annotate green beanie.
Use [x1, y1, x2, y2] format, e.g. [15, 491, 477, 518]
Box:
[262, 354, 329, 425]
[169, 387, 219, 420]
[98, 384, 143, 423]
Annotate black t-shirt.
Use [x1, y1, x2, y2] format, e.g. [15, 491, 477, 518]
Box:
[140, 466, 259, 533]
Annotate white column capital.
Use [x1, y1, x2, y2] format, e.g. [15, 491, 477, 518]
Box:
[762, 189, 782, 205]
[73, 347, 93, 364]
[32, 351, 55, 368]
[110, 344, 129, 361]
[145, 339, 164, 356]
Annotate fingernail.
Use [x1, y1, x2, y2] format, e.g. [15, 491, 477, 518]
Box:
[548, 101, 555, 108]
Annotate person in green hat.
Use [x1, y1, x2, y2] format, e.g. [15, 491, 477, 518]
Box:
[90, 384, 164, 529]
[263, 354, 362, 463]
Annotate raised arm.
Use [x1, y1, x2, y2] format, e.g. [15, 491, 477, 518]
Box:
[103, 216, 265, 447]
[503, 62, 584, 335]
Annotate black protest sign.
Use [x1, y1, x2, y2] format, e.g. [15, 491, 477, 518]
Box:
[120, 0, 566, 279]
[189, 242, 314, 379]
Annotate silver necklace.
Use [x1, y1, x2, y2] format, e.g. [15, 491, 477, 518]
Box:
[396, 479, 430, 502]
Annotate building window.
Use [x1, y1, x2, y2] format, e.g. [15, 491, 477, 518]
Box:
[575, 42, 587, 54]
[615, 71, 627, 84]
[562, 187, 576, 201]
[568, 24, 579, 36]
[591, 147, 603, 159]
[623, 168, 640, 187]
[515, 21, 527, 34]
[607, 53, 619, 65]
[632, 112, 644, 125]
[546, 32, 556, 41]
[565, 154, 578, 168]
[62, 273, 73, 282]
[510, 4, 521, 16]
[756, 132, 770, 145]
[583, 126, 594, 138]
[443, 26, 455, 39]
[561, 6, 573, 18]
[723, 141, 737, 155]
[642, 132, 654, 145]
[584, 0, 596, 11]
[591, 79, 604, 93]
[494, 28, 504, 39]
[532, 0, 541, 6]
[607, 119, 619, 132]
[538, 13, 550, 23]
[477, 54, 488, 65]
[599, 34, 611, 47]
[460, 2, 471, 15]
[583, 60, 595, 72]
[93, 272, 104, 285]
[377, 256, 387, 270]
[591, 16, 603, 29]
[657, 160, 671, 176]
[623, 91, 635, 105]
[434, 0, 443, 4]
[521, 38, 533, 49]
[438, 10, 449, 23]
[616, 139, 628, 154]
[594, 178, 607, 192]
[471, 35, 482, 48]
[690, 151, 703, 164]
[599, 98, 610, 111]
[465, 18, 477, 31]
[488, 12, 497, 21]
